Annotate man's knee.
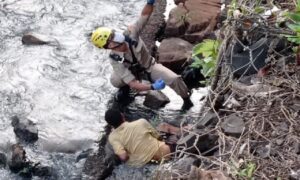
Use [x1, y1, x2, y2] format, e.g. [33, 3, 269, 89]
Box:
[110, 75, 127, 88]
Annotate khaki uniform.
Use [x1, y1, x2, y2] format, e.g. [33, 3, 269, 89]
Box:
[109, 16, 189, 98]
[109, 119, 167, 167]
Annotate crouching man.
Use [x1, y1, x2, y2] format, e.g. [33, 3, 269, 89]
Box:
[104, 109, 175, 167]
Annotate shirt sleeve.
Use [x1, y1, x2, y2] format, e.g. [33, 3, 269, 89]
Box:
[140, 119, 160, 139]
[108, 134, 127, 155]
[110, 59, 135, 84]
[127, 15, 150, 40]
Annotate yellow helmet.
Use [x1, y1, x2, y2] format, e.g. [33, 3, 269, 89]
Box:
[91, 27, 112, 48]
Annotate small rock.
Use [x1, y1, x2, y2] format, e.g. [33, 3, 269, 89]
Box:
[294, 142, 300, 154]
[177, 129, 218, 155]
[221, 114, 245, 137]
[76, 148, 93, 162]
[276, 139, 284, 146]
[189, 166, 230, 180]
[196, 110, 218, 127]
[256, 144, 271, 159]
[22, 33, 49, 45]
[143, 90, 170, 109]
[22, 32, 51, 45]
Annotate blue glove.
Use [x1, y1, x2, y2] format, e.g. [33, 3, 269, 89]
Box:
[151, 79, 165, 90]
[147, 0, 155, 5]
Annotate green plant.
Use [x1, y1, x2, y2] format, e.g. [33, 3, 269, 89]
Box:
[237, 162, 256, 179]
[284, 0, 300, 65]
[229, 159, 256, 179]
[284, 0, 300, 44]
[191, 39, 220, 85]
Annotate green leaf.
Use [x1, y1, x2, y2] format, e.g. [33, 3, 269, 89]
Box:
[192, 39, 219, 58]
[246, 163, 256, 177]
[297, 0, 300, 12]
[254, 7, 265, 14]
[287, 23, 300, 33]
[287, 36, 300, 44]
[191, 39, 220, 79]
[288, 13, 300, 22]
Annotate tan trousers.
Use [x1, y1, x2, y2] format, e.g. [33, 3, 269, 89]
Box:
[110, 63, 190, 98]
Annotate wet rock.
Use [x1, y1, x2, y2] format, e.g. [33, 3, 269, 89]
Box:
[32, 164, 56, 178]
[11, 116, 38, 143]
[8, 144, 31, 177]
[143, 90, 170, 109]
[157, 38, 193, 73]
[177, 129, 218, 155]
[196, 110, 218, 127]
[165, 0, 221, 43]
[22, 32, 56, 45]
[221, 114, 245, 137]
[76, 148, 94, 162]
[0, 152, 7, 168]
[8, 144, 56, 178]
[82, 134, 120, 180]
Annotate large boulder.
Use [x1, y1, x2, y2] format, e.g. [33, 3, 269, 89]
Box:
[165, 0, 221, 43]
[157, 38, 193, 73]
[164, 4, 188, 38]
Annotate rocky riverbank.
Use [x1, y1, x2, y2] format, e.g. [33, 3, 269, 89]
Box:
[82, 0, 300, 179]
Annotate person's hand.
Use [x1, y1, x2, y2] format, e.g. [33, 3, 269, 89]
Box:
[151, 79, 165, 90]
[147, 0, 155, 5]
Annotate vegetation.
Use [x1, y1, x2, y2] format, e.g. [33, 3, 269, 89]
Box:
[285, 0, 300, 44]
[191, 39, 220, 85]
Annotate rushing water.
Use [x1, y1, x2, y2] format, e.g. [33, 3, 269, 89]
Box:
[0, 0, 207, 179]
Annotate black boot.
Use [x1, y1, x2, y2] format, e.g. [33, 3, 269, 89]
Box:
[181, 97, 194, 111]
